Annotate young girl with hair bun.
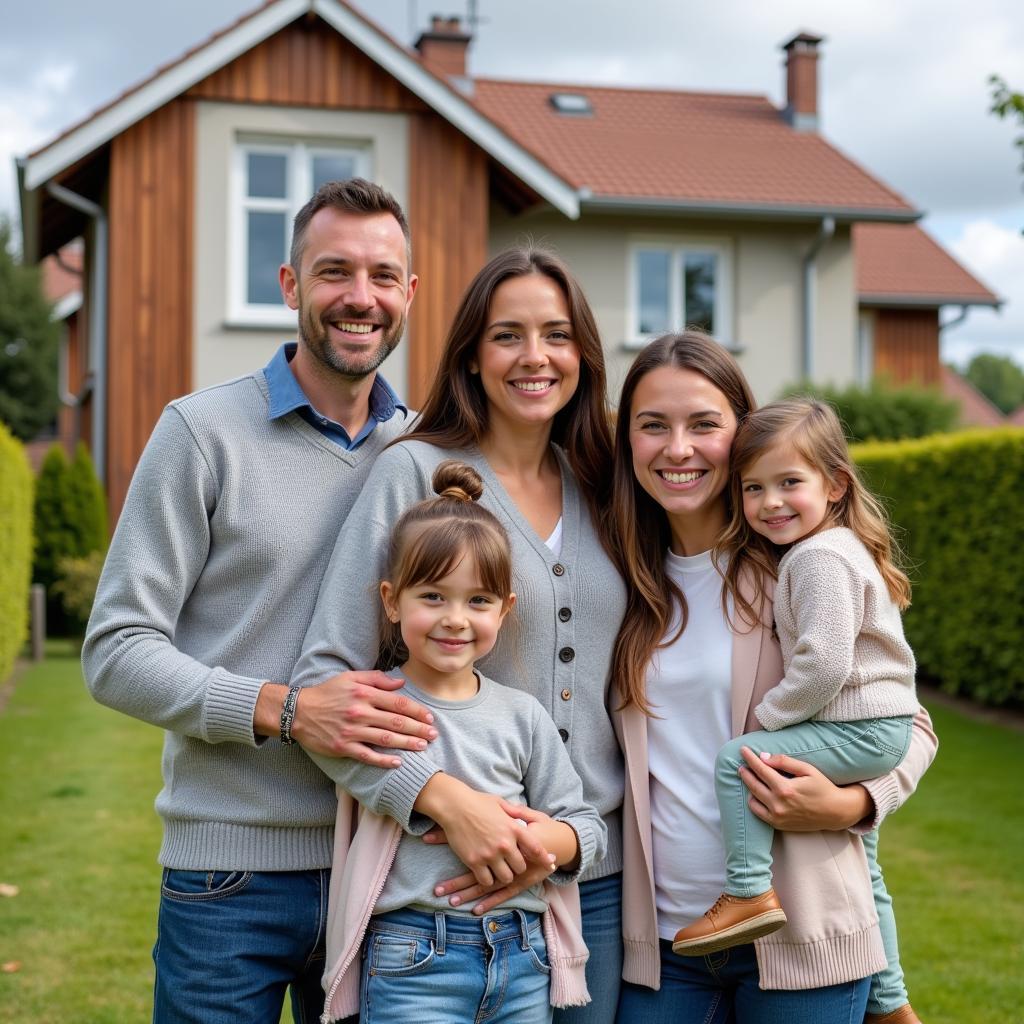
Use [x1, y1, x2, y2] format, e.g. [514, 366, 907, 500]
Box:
[671, 397, 923, 1024]
[319, 461, 605, 1024]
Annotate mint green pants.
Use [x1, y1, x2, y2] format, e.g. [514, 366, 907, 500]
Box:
[715, 715, 914, 1015]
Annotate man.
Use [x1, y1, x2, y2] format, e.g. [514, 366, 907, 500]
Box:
[83, 179, 437, 1023]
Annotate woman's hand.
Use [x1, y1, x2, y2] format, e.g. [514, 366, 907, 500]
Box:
[738, 746, 873, 831]
[416, 777, 554, 890]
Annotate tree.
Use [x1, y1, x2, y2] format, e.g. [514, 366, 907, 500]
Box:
[990, 75, 1024, 235]
[0, 218, 61, 440]
[964, 352, 1024, 415]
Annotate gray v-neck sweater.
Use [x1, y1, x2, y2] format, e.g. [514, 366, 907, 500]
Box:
[83, 369, 408, 870]
[294, 439, 627, 880]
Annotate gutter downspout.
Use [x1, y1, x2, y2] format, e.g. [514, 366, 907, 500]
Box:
[801, 216, 835, 380]
[45, 183, 107, 485]
[939, 304, 969, 333]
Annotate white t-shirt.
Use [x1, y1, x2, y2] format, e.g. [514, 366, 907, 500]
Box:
[645, 548, 733, 939]
[544, 517, 563, 556]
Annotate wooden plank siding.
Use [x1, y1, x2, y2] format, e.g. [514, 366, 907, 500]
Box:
[186, 19, 428, 113]
[106, 98, 194, 523]
[407, 115, 489, 405]
[871, 308, 941, 386]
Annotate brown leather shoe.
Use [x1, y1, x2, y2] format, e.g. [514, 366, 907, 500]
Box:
[865, 1006, 923, 1023]
[671, 888, 787, 956]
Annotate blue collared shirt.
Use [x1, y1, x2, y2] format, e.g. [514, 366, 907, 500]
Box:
[263, 342, 407, 451]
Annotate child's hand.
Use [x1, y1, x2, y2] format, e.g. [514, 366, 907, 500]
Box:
[737, 746, 873, 831]
[418, 777, 553, 891]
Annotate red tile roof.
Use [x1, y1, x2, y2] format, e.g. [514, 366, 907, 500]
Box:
[472, 79, 917, 216]
[939, 365, 1006, 427]
[41, 244, 83, 303]
[1008, 406, 1024, 427]
[854, 223, 1000, 306]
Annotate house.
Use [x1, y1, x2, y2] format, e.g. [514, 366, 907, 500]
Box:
[16, 0, 999, 518]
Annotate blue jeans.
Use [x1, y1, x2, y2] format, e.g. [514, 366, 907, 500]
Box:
[554, 872, 623, 1024]
[361, 906, 551, 1023]
[715, 716, 913, 896]
[616, 940, 870, 1024]
[153, 868, 338, 1024]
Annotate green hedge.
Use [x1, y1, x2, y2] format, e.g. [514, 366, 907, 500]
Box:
[786, 380, 961, 442]
[0, 422, 33, 681]
[854, 428, 1024, 706]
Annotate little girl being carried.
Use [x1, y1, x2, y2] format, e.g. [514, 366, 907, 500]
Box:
[320, 461, 605, 1024]
[671, 398, 924, 1024]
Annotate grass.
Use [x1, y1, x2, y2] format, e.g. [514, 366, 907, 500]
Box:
[0, 649, 1021, 1022]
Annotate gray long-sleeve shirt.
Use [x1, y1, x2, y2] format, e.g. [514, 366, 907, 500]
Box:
[82, 368, 408, 871]
[358, 672, 607, 915]
[295, 439, 628, 880]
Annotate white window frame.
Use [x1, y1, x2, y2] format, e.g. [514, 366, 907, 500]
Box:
[228, 136, 372, 327]
[625, 238, 735, 351]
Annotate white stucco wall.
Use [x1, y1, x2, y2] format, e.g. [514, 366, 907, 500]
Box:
[489, 209, 857, 406]
[192, 101, 410, 394]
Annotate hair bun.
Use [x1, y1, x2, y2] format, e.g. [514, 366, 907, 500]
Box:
[432, 461, 484, 504]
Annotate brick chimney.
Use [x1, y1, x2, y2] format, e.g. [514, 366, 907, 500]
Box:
[416, 15, 472, 89]
[781, 31, 824, 132]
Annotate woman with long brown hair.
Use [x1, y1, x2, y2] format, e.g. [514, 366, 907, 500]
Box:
[610, 332, 937, 1024]
[295, 245, 627, 1024]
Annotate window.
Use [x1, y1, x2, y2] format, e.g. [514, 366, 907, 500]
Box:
[549, 92, 593, 116]
[627, 242, 733, 349]
[231, 138, 370, 324]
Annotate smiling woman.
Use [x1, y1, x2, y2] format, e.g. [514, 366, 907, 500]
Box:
[293, 245, 628, 1024]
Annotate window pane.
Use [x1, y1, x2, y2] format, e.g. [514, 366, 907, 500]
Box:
[637, 250, 671, 335]
[684, 252, 717, 333]
[312, 153, 358, 189]
[247, 152, 287, 199]
[247, 211, 287, 305]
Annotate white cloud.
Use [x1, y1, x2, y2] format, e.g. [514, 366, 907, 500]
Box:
[941, 219, 1024, 368]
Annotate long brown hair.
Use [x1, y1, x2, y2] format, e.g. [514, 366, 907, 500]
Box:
[378, 461, 513, 670]
[610, 332, 758, 713]
[399, 245, 614, 555]
[719, 398, 911, 618]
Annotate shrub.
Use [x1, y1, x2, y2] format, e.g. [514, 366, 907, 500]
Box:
[33, 442, 107, 634]
[0, 422, 33, 681]
[854, 428, 1024, 706]
[53, 551, 106, 632]
[785, 380, 960, 442]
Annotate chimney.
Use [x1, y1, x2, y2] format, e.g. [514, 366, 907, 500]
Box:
[781, 31, 824, 132]
[416, 15, 472, 91]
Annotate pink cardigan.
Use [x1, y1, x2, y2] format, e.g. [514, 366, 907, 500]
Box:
[319, 792, 591, 1022]
[615, 582, 938, 992]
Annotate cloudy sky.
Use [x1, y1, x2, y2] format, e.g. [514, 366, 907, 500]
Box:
[3, 0, 1022, 367]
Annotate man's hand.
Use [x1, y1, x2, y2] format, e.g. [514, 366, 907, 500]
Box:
[254, 673, 437, 767]
[738, 746, 873, 831]
[415, 776, 553, 891]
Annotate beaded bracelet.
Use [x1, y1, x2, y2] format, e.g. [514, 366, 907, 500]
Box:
[280, 686, 301, 745]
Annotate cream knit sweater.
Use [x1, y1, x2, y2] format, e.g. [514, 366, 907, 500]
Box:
[755, 527, 919, 731]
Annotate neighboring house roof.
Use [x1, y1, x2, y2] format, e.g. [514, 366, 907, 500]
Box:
[939, 365, 1007, 428]
[19, 0, 578, 220]
[854, 223, 1001, 308]
[42, 244, 83, 321]
[472, 79, 919, 220]
[1008, 405, 1024, 427]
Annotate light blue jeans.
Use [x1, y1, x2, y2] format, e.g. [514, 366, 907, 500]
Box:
[361, 906, 552, 1023]
[715, 716, 913, 897]
[616, 940, 870, 1024]
[153, 868, 337, 1024]
[715, 715, 914, 1015]
[555, 872, 623, 1024]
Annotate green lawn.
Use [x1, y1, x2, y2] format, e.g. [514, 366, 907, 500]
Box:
[0, 648, 1021, 1022]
